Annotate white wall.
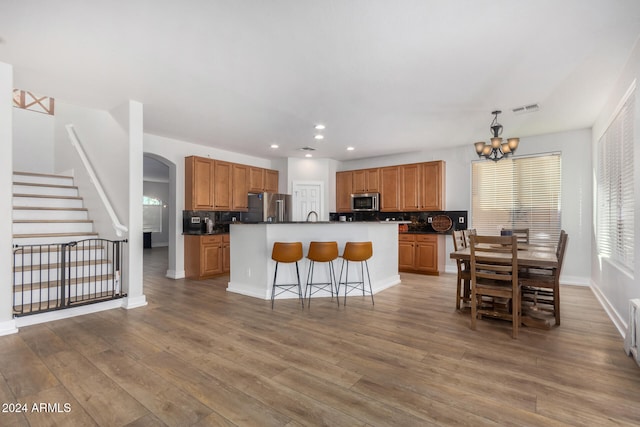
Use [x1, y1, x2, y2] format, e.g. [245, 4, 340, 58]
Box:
[0, 62, 18, 335]
[337, 128, 592, 286]
[54, 102, 129, 240]
[13, 108, 55, 174]
[591, 39, 640, 335]
[286, 157, 334, 220]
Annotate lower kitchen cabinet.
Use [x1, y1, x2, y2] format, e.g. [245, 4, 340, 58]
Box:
[398, 233, 445, 275]
[185, 234, 230, 279]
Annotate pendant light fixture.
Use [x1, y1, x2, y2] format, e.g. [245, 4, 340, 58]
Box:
[474, 110, 519, 161]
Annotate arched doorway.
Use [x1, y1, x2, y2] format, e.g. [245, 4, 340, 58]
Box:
[143, 153, 177, 278]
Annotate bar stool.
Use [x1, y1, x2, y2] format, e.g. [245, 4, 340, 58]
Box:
[305, 241, 339, 307]
[338, 241, 374, 305]
[271, 242, 304, 309]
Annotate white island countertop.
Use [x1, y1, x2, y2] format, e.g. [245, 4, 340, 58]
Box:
[227, 222, 400, 301]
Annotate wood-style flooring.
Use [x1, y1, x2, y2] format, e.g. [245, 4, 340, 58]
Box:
[1, 247, 639, 426]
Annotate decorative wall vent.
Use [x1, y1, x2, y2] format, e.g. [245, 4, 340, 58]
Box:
[512, 103, 539, 115]
[13, 89, 55, 115]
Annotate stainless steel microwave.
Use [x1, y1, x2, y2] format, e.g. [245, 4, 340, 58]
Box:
[351, 193, 380, 211]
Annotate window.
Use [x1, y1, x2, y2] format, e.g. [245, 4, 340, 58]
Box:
[471, 153, 562, 245]
[143, 196, 162, 233]
[596, 84, 635, 272]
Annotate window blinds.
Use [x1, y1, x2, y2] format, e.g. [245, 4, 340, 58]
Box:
[471, 153, 562, 246]
[597, 87, 635, 272]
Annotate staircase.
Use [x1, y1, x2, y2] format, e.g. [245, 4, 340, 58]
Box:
[12, 172, 125, 316]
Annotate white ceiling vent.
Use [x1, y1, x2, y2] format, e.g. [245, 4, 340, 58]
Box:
[512, 103, 540, 115]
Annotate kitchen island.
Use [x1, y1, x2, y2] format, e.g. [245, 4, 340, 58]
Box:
[227, 222, 400, 300]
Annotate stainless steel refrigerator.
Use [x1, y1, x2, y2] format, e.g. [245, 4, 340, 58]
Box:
[246, 193, 292, 223]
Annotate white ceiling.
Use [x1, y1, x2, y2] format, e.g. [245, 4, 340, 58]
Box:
[2, 1, 640, 161]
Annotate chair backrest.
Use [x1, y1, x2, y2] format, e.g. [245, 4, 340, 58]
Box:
[470, 234, 518, 287]
[307, 241, 339, 262]
[553, 230, 568, 280]
[272, 242, 303, 263]
[463, 229, 476, 247]
[452, 230, 466, 251]
[502, 228, 529, 244]
[342, 241, 373, 262]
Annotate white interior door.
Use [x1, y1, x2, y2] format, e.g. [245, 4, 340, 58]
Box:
[292, 181, 323, 221]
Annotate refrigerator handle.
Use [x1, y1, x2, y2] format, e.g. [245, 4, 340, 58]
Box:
[276, 199, 284, 222]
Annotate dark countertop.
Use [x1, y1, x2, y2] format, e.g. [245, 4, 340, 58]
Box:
[183, 231, 229, 236]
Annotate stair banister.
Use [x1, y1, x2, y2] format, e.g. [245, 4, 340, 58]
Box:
[65, 124, 128, 237]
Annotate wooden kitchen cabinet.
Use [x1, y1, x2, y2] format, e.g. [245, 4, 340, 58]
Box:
[400, 163, 420, 211]
[186, 157, 278, 211]
[353, 168, 380, 193]
[248, 167, 265, 192]
[249, 167, 279, 193]
[420, 161, 445, 210]
[398, 233, 445, 275]
[213, 160, 233, 210]
[336, 171, 353, 212]
[380, 166, 400, 211]
[232, 164, 249, 211]
[185, 234, 225, 279]
[223, 234, 231, 273]
[398, 234, 416, 270]
[265, 169, 279, 193]
[185, 156, 215, 210]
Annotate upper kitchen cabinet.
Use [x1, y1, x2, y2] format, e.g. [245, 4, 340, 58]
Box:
[248, 167, 265, 193]
[264, 169, 279, 193]
[352, 168, 380, 193]
[248, 167, 279, 193]
[232, 163, 249, 211]
[186, 157, 279, 211]
[214, 160, 233, 210]
[400, 163, 420, 211]
[380, 166, 400, 211]
[336, 171, 353, 213]
[420, 161, 445, 211]
[336, 160, 445, 213]
[185, 156, 214, 210]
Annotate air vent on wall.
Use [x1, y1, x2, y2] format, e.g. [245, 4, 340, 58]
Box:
[512, 103, 540, 115]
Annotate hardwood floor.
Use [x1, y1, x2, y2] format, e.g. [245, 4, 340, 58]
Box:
[1, 247, 639, 426]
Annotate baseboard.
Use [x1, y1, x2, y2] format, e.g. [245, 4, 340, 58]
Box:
[123, 295, 148, 309]
[152, 242, 168, 248]
[0, 319, 19, 336]
[560, 275, 590, 286]
[15, 299, 124, 328]
[590, 280, 626, 338]
[166, 269, 185, 279]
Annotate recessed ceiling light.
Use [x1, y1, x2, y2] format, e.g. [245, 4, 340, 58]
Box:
[314, 135, 324, 140]
[270, 144, 279, 149]
[314, 124, 325, 130]
[305, 153, 312, 158]
[347, 146, 355, 151]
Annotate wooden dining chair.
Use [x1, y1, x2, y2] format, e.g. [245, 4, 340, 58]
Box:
[452, 230, 470, 309]
[520, 230, 567, 325]
[470, 234, 520, 339]
[462, 228, 476, 247]
[501, 228, 529, 244]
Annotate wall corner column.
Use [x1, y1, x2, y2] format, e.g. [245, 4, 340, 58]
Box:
[0, 62, 18, 334]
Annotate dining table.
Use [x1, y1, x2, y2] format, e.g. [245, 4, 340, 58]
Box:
[449, 242, 559, 329]
[449, 243, 558, 269]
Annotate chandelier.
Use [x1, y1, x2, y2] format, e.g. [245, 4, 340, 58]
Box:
[474, 110, 519, 161]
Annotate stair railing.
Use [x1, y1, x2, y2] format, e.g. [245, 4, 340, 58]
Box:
[65, 124, 128, 237]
